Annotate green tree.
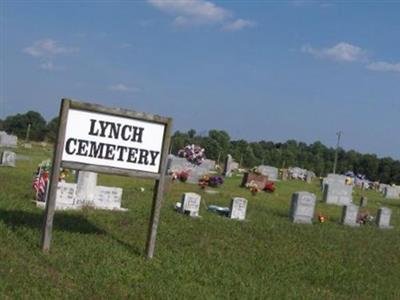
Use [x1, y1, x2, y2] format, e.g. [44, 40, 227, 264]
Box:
[3, 111, 47, 141]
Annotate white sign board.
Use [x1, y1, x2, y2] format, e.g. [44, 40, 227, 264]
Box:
[62, 109, 165, 173]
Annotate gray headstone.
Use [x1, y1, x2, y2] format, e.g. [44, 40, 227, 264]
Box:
[306, 171, 313, 183]
[360, 196, 368, 207]
[323, 182, 353, 206]
[181, 192, 201, 217]
[376, 207, 393, 229]
[0, 131, 18, 148]
[289, 192, 316, 224]
[229, 197, 247, 220]
[1, 151, 16, 167]
[93, 186, 124, 210]
[384, 186, 400, 199]
[379, 183, 390, 194]
[168, 155, 215, 184]
[257, 165, 278, 181]
[341, 204, 360, 227]
[75, 171, 98, 205]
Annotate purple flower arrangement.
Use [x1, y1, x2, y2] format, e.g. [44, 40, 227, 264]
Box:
[178, 144, 205, 165]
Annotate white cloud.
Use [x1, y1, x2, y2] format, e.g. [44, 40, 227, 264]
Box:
[23, 38, 78, 58]
[108, 84, 139, 92]
[147, 0, 254, 31]
[40, 61, 55, 70]
[302, 42, 367, 62]
[222, 19, 255, 31]
[366, 61, 400, 73]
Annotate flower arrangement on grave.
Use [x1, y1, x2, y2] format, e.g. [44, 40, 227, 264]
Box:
[357, 211, 374, 225]
[178, 144, 205, 165]
[263, 181, 276, 193]
[32, 160, 71, 202]
[318, 214, 327, 223]
[246, 180, 260, 195]
[171, 170, 190, 183]
[198, 175, 224, 189]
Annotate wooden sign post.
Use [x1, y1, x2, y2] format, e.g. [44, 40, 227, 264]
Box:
[41, 99, 172, 258]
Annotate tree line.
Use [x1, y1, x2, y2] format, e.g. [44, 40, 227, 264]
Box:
[171, 130, 400, 184]
[1, 111, 399, 184]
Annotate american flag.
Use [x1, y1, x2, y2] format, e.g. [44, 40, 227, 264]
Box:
[33, 170, 48, 202]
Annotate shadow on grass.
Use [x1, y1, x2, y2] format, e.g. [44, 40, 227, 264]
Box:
[0, 209, 105, 234]
[0, 209, 143, 256]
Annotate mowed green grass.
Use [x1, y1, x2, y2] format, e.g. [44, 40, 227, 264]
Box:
[1, 145, 400, 299]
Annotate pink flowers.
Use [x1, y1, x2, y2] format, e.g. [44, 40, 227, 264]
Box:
[178, 144, 205, 165]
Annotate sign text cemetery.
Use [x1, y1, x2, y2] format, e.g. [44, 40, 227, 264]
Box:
[41, 99, 172, 258]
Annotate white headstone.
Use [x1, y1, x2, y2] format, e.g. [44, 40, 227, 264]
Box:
[180, 192, 201, 217]
[0, 131, 18, 148]
[376, 207, 393, 229]
[384, 186, 400, 199]
[341, 204, 360, 227]
[93, 186, 124, 210]
[75, 171, 98, 205]
[36, 182, 81, 210]
[223, 154, 233, 177]
[257, 165, 278, 181]
[290, 192, 316, 224]
[1, 151, 16, 167]
[229, 197, 248, 220]
[323, 182, 353, 206]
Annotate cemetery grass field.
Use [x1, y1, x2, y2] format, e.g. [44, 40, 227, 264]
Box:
[1, 145, 400, 299]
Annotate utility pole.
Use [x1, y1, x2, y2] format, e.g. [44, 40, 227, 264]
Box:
[25, 123, 31, 143]
[333, 131, 342, 174]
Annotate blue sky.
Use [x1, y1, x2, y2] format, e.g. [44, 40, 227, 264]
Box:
[1, 0, 400, 158]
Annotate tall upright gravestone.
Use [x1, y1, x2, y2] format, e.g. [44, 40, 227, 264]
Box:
[341, 204, 359, 227]
[75, 171, 98, 205]
[223, 154, 233, 177]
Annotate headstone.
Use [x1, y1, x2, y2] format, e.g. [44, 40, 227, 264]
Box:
[37, 182, 80, 210]
[376, 207, 393, 229]
[257, 165, 278, 181]
[92, 186, 124, 210]
[384, 186, 400, 199]
[306, 171, 313, 183]
[0, 131, 18, 148]
[223, 154, 233, 177]
[323, 182, 353, 206]
[1, 151, 16, 167]
[180, 192, 201, 217]
[75, 171, 98, 204]
[289, 192, 316, 224]
[341, 204, 360, 227]
[167, 155, 215, 184]
[229, 197, 247, 220]
[360, 196, 368, 207]
[241, 172, 268, 190]
[379, 183, 390, 194]
[23, 143, 32, 149]
[280, 169, 289, 181]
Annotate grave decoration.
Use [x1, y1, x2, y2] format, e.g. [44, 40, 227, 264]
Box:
[198, 175, 224, 189]
[178, 144, 205, 165]
[241, 171, 268, 190]
[171, 170, 189, 182]
[32, 159, 57, 202]
[264, 181, 275, 193]
[356, 211, 374, 225]
[246, 180, 260, 195]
